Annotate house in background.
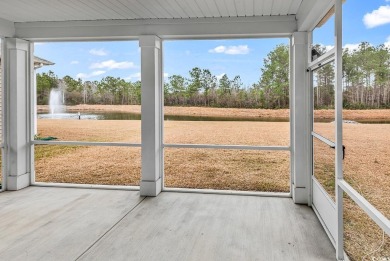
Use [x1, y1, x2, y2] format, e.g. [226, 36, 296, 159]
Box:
[32, 56, 55, 69]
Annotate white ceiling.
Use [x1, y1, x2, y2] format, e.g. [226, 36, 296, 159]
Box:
[0, 0, 303, 22]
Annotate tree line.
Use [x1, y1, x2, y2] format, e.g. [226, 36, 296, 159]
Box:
[342, 42, 390, 109]
[37, 73, 142, 106]
[37, 42, 390, 109]
[37, 44, 289, 108]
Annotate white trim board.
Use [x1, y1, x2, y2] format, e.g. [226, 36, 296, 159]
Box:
[14, 16, 297, 41]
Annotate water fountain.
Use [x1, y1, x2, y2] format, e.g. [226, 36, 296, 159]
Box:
[38, 79, 100, 120]
[49, 88, 65, 115]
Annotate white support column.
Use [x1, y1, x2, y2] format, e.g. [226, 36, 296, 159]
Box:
[292, 32, 311, 204]
[335, 0, 344, 259]
[4, 38, 33, 190]
[139, 35, 163, 197]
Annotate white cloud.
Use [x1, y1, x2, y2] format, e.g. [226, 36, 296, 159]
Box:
[316, 44, 334, 52]
[210, 46, 227, 53]
[125, 72, 169, 81]
[70, 60, 79, 65]
[385, 36, 390, 48]
[34, 42, 46, 46]
[324, 45, 334, 52]
[343, 43, 360, 52]
[363, 5, 390, 28]
[209, 45, 250, 55]
[89, 48, 108, 56]
[76, 70, 106, 79]
[216, 73, 226, 81]
[90, 60, 137, 70]
[125, 72, 141, 81]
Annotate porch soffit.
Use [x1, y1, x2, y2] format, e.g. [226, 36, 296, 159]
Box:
[0, 0, 333, 40]
[0, 0, 303, 22]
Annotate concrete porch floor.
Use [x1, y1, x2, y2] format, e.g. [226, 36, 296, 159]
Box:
[0, 187, 335, 261]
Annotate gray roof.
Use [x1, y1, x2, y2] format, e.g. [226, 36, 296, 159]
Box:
[0, 55, 54, 67]
[33, 56, 55, 66]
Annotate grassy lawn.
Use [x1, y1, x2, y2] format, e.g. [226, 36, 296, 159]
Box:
[313, 122, 390, 260]
[35, 120, 290, 191]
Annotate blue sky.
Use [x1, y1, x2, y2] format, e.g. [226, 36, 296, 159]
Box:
[35, 0, 390, 87]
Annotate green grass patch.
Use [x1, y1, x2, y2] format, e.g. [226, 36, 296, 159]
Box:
[35, 145, 84, 161]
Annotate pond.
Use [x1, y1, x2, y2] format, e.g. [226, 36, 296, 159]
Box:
[38, 111, 390, 123]
[38, 111, 291, 122]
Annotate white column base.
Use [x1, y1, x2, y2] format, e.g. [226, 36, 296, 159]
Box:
[7, 172, 30, 191]
[292, 186, 309, 204]
[140, 178, 162, 197]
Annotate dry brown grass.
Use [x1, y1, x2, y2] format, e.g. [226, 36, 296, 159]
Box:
[344, 196, 390, 261]
[313, 122, 390, 260]
[313, 137, 336, 199]
[35, 146, 141, 185]
[313, 122, 390, 216]
[34, 108, 390, 260]
[165, 149, 289, 191]
[343, 124, 390, 260]
[37, 119, 141, 143]
[35, 120, 290, 191]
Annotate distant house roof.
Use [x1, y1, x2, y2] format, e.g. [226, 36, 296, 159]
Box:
[33, 56, 55, 68]
[0, 55, 55, 68]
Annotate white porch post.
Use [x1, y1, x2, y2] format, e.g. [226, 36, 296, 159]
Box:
[4, 38, 33, 190]
[291, 32, 311, 204]
[335, 0, 344, 258]
[139, 35, 163, 197]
